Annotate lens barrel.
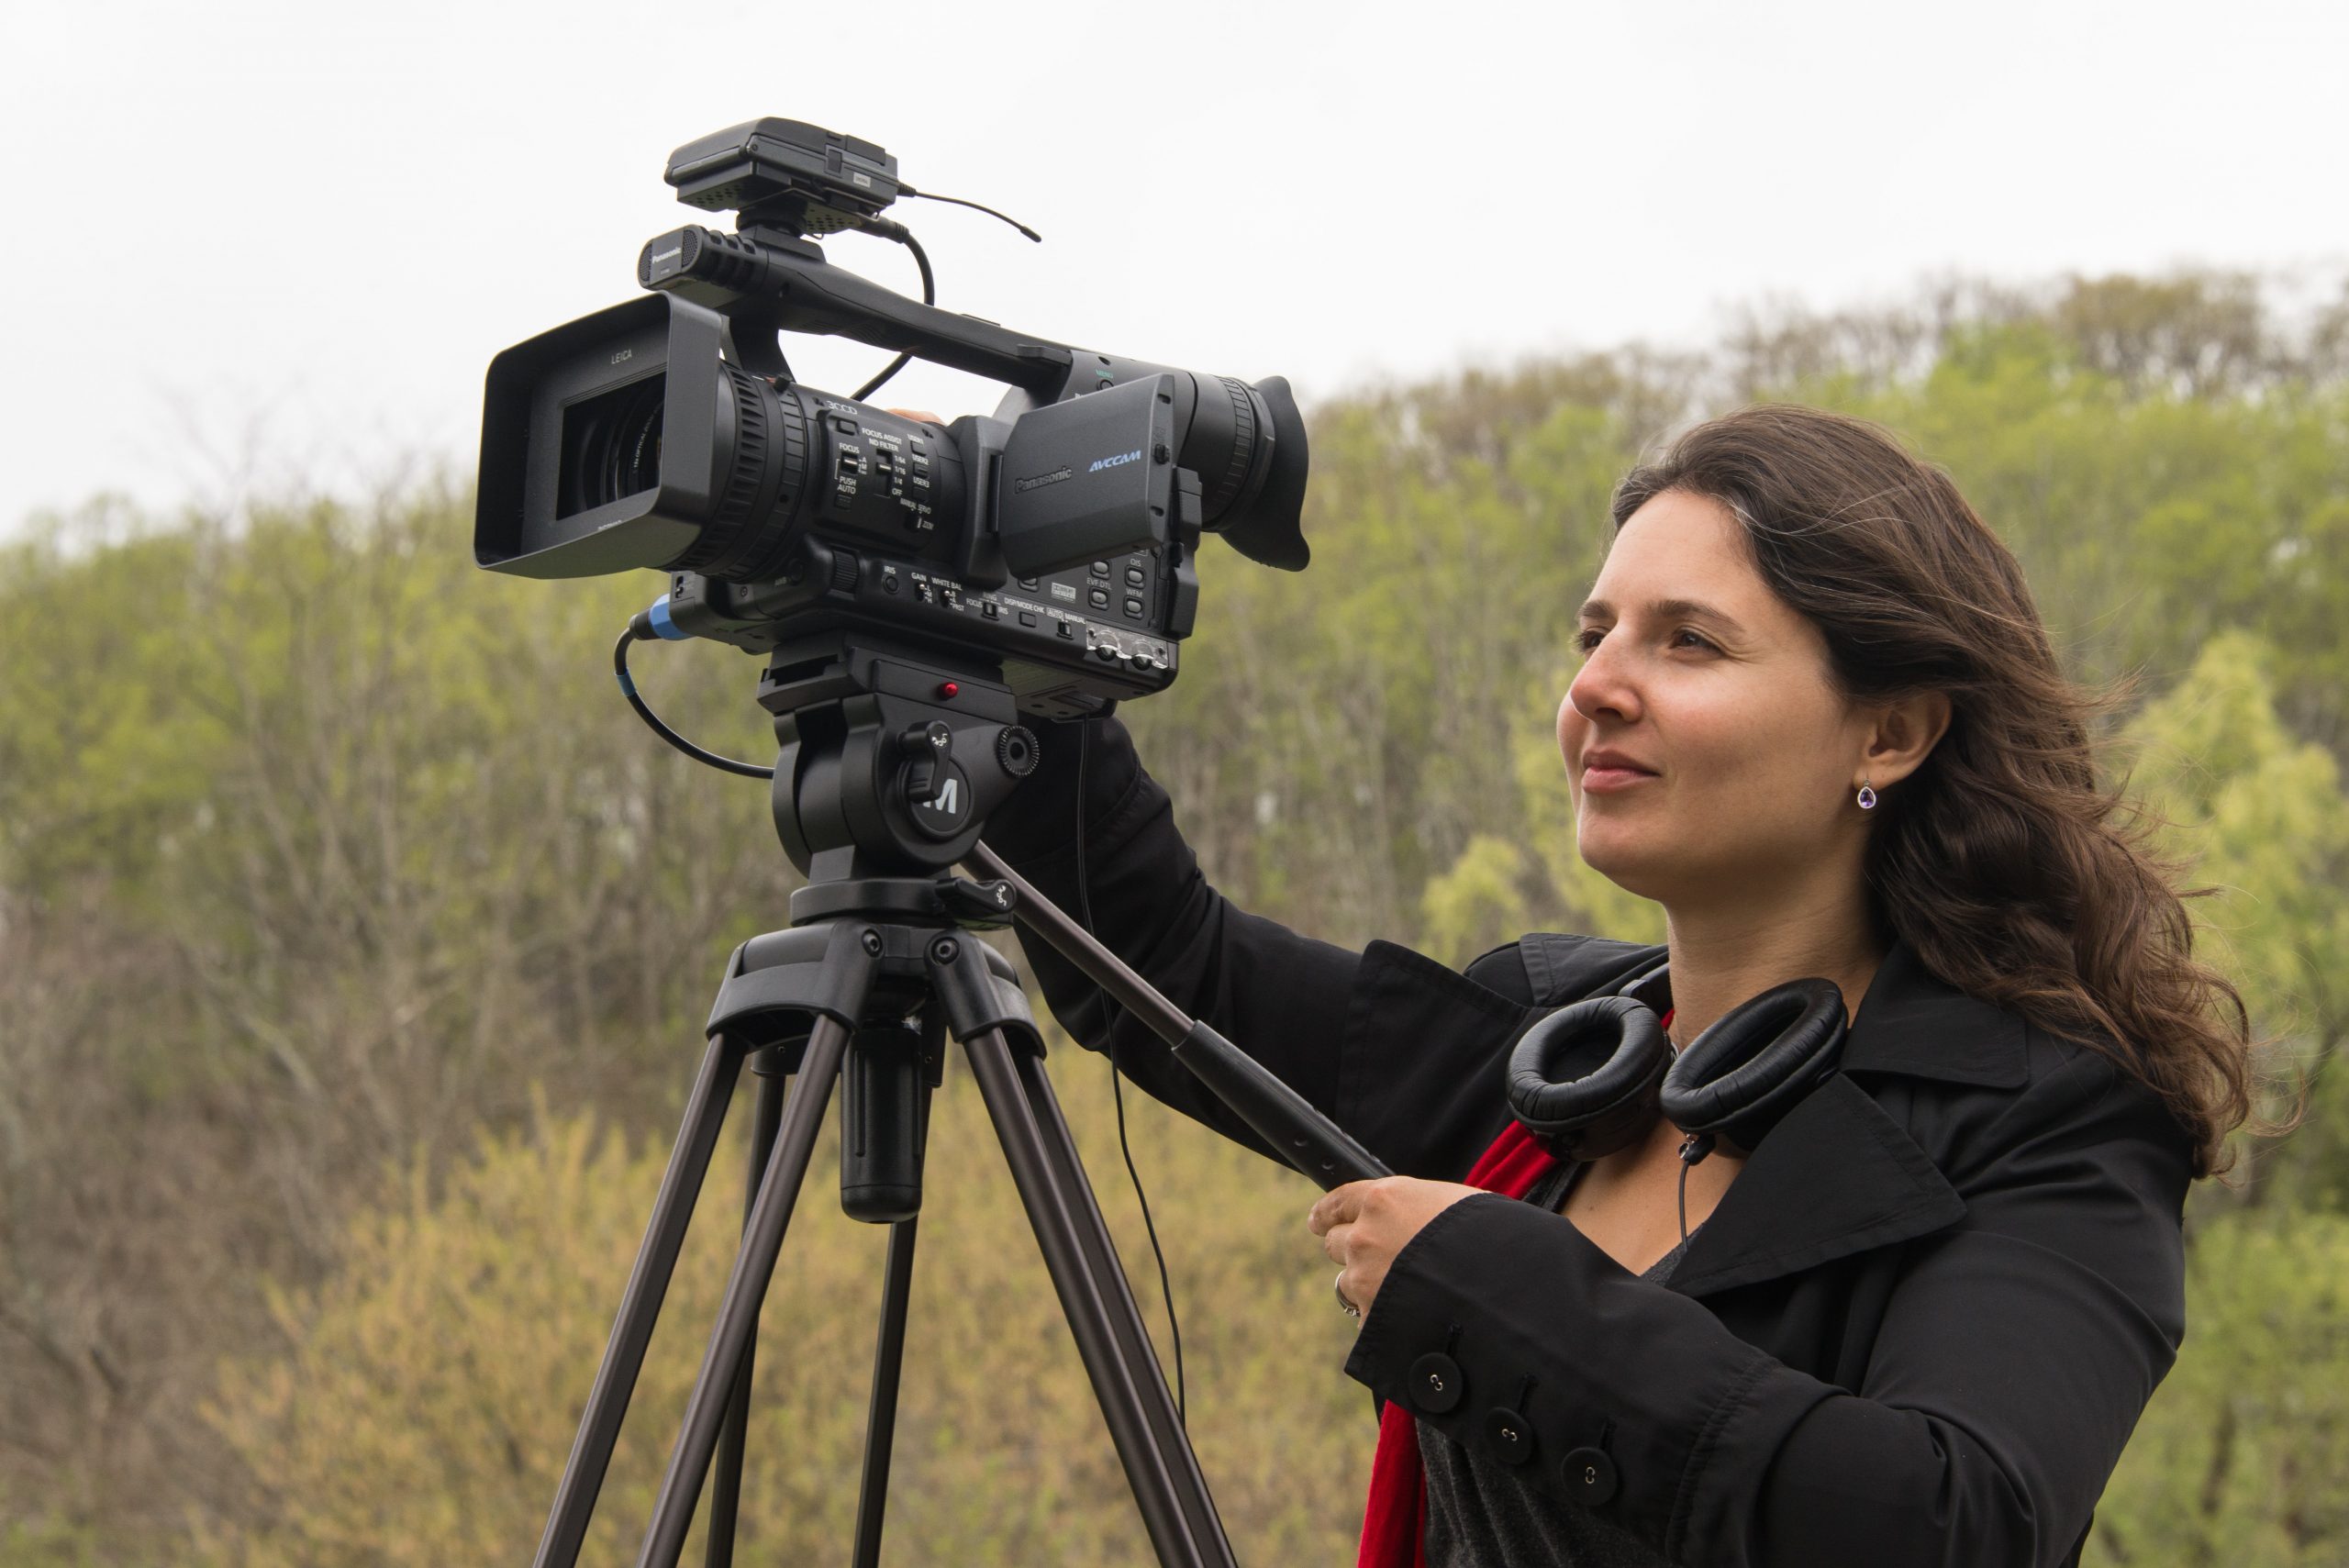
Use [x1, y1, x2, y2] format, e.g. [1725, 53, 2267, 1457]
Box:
[670, 363, 807, 582]
[479, 295, 969, 583]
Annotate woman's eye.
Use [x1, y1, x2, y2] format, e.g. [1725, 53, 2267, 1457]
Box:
[1573, 628, 1714, 653]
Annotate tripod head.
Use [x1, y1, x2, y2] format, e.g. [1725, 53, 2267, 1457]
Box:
[752, 628, 1040, 892]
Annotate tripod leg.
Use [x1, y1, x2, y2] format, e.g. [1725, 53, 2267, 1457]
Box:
[637, 1015, 852, 1568]
[963, 1026, 1237, 1568]
[703, 1055, 785, 1568]
[1016, 1050, 1231, 1545]
[850, 1218, 919, 1568]
[532, 1033, 745, 1568]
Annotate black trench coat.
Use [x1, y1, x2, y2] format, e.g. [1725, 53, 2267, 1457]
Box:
[986, 716, 2194, 1568]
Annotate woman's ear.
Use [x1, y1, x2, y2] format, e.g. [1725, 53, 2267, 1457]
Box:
[1861, 690, 1953, 789]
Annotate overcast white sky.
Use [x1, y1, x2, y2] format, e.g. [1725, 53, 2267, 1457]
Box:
[2, 0, 2343, 535]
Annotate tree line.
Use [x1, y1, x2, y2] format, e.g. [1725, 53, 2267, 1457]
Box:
[2, 268, 2344, 1564]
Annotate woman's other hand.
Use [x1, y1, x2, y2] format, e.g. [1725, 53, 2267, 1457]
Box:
[885, 407, 945, 424]
[1309, 1177, 1484, 1320]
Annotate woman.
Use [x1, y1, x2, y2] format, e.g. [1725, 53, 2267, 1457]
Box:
[976, 404, 2262, 1567]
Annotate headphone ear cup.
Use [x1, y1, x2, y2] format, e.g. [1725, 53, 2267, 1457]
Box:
[1505, 995, 1672, 1162]
[1660, 977, 1848, 1157]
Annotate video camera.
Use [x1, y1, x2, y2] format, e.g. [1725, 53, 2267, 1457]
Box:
[477, 129, 1379, 1568]
[473, 117, 1310, 719]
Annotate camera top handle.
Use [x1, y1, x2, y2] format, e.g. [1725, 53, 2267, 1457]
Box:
[640, 222, 1075, 397]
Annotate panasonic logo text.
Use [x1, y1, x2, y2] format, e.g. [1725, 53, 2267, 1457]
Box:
[1011, 466, 1074, 495]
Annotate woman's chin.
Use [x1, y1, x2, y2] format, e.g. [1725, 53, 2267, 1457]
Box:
[1574, 828, 1669, 896]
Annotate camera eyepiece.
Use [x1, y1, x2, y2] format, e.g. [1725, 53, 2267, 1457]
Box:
[1209, 375, 1309, 573]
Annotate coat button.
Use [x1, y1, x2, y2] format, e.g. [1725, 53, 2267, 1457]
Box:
[1408, 1351, 1465, 1414]
[1482, 1406, 1536, 1466]
[1563, 1446, 1619, 1507]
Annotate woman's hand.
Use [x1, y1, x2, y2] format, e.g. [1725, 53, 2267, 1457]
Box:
[1308, 1177, 1485, 1320]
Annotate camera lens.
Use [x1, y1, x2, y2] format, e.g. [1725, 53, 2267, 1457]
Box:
[605, 388, 662, 501]
[558, 375, 665, 519]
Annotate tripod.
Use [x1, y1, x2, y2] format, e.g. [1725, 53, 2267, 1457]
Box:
[528, 633, 1388, 1568]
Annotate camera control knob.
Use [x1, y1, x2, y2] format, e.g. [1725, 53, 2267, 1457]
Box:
[996, 726, 1039, 779]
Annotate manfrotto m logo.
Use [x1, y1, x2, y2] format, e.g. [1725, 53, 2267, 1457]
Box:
[1088, 450, 1144, 473]
[925, 777, 961, 815]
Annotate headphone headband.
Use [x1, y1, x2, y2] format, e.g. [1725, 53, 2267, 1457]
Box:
[1506, 970, 1848, 1162]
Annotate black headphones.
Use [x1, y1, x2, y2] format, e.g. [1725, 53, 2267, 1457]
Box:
[1505, 975, 1849, 1229]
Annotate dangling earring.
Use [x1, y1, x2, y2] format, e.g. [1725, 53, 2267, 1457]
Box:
[1855, 775, 1876, 810]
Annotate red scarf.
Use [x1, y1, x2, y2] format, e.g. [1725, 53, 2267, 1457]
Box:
[1354, 1007, 1673, 1567]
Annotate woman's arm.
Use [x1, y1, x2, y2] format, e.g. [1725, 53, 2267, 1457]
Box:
[981, 712, 1375, 1165]
[1339, 1043, 2193, 1567]
[985, 714, 1560, 1177]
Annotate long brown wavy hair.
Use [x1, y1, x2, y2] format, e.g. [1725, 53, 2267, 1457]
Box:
[1609, 404, 2293, 1181]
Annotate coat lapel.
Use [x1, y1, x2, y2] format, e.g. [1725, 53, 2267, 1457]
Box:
[1589, 935, 2023, 1299]
[1664, 1074, 1967, 1297]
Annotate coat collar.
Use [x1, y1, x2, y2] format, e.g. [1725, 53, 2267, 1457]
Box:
[1599, 936, 2021, 1297]
[1608, 934, 2029, 1090]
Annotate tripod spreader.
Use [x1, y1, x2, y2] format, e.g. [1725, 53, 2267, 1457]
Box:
[963, 841, 1390, 1190]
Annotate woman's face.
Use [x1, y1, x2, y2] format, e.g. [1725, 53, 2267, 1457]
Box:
[1557, 489, 1873, 909]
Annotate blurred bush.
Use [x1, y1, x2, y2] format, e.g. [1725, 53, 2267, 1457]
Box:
[196, 1059, 1370, 1566]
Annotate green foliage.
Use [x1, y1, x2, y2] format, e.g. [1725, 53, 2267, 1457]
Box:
[2091, 1207, 2349, 1566]
[2121, 630, 2349, 1210]
[1419, 833, 1532, 970]
[0, 1518, 106, 1568]
[0, 490, 805, 1545]
[2123, 630, 2349, 1035]
[1839, 324, 2349, 739]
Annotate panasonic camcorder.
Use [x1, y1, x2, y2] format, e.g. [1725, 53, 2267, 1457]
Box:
[474, 117, 1311, 721]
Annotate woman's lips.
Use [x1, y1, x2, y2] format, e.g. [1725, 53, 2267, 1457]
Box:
[1582, 765, 1658, 793]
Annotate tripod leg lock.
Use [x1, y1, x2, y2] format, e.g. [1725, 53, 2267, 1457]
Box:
[940, 874, 1018, 929]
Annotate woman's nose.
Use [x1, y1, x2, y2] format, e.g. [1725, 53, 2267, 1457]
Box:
[1566, 639, 1642, 727]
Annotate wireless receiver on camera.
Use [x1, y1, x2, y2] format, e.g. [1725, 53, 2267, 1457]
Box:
[478, 118, 1381, 1568]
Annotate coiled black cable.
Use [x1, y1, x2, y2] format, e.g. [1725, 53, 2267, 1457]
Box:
[613, 628, 774, 779]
